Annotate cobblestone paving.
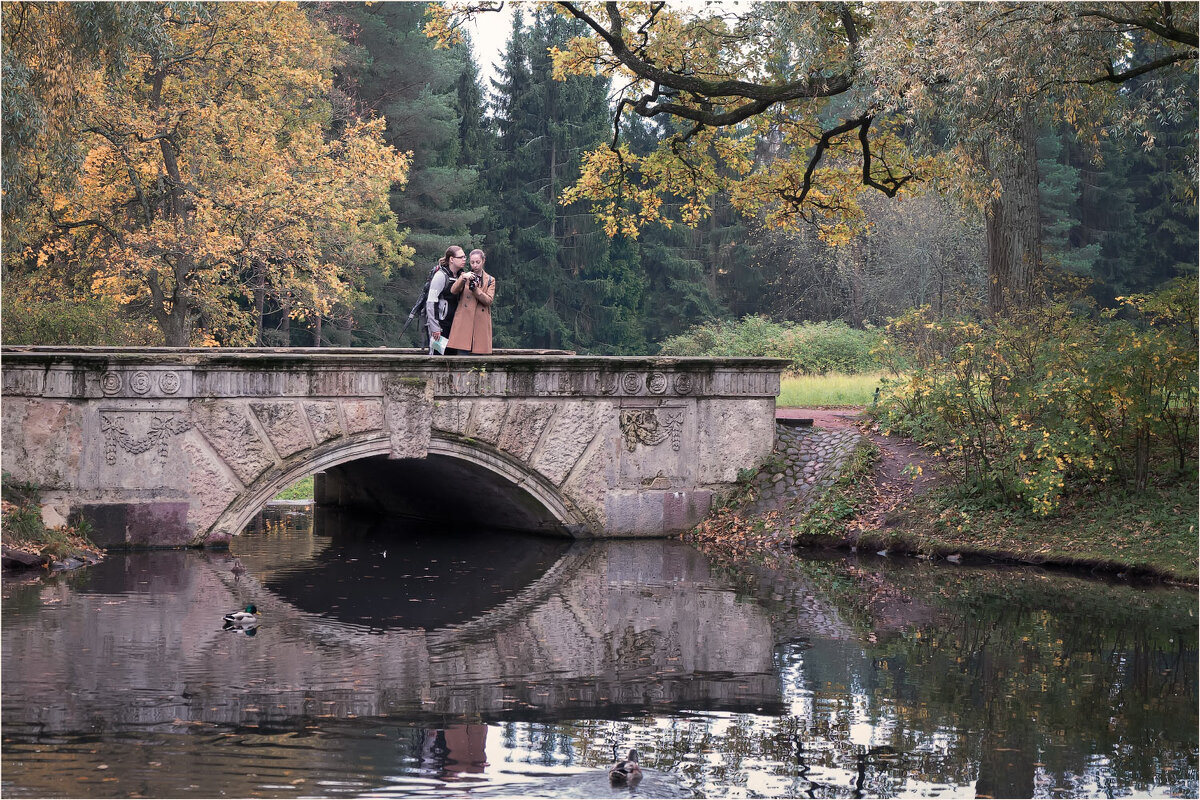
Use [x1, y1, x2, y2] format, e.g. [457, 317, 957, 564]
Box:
[743, 422, 863, 516]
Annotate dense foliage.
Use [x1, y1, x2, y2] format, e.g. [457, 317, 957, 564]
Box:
[2, 2, 1195, 359]
[429, 2, 1196, 314]
[2, 2, 410, 346]
[875, 277, 1198, 513]
[659, 317, 881, 375]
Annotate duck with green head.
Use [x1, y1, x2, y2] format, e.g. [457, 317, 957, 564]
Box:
[223, 604, 258, 625]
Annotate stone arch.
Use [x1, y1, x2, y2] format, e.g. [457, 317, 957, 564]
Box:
[204, 432, 591, 545]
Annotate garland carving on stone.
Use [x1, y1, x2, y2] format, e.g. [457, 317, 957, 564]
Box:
[619, 409, 684, 452]
[101, 413, 192, 465]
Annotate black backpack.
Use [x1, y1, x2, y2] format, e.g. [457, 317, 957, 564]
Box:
[402, 263, 456, 340]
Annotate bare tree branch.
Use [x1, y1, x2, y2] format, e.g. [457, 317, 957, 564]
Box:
[1072, 50, 1198, 84]
[1077, 7, 1199, 48]
[556, 1, 853, 104]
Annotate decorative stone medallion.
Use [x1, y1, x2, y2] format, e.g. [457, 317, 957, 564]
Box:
[129, 371, 152, 395]
[101, 372, 122, 395]
[673, 373, 694, 395]
[598, 372, 619, 395]
[159, 371, 181, 394]
[647, 372, 668, 395]
[621, 372, 642, 395]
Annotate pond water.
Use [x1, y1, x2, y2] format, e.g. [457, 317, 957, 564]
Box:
[2, 507, 1196, 798]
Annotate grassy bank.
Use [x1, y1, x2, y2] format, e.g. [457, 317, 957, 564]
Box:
[273, 475, 314, 501]
[778, 371, 886, 408]
[788, 440, 1198, 584]
[1, 474, 98, 562]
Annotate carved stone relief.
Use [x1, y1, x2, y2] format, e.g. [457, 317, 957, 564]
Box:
[101, 412, 192, 465]
[129, 371, 152, 395]
[159, 371, 182, 394]
[618, 408, 684, 452]
[100, 372, 122, 395]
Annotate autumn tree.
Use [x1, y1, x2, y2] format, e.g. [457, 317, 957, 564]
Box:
[1, 2, 169, 243]
[428, 2, 1197, 315]
[8, 3, 411, 346]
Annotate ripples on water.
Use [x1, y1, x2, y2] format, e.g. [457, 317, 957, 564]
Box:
[2, 506, 1196, 798]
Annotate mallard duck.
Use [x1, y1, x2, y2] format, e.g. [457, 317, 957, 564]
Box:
[609, 749, 642, 785]
[223, 604, 258, 624]
[230, 558, 246, 580]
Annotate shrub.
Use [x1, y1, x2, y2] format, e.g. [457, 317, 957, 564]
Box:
[1, 284, 156, 346]
[874, 277, 1198, 513]
[659, 316, 881, 374]
[1, 472, 96, 558]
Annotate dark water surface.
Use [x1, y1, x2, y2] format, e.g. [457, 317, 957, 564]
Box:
[2, 507, 1196, 798]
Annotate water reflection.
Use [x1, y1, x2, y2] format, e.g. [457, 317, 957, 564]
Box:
[1, 506, 1195, 798]
[263, 512, 572, 630]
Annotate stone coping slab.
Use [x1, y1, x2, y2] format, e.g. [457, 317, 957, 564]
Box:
[1, 346, 790, 371]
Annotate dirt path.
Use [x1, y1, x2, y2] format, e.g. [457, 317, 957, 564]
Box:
[777, 407, 947, 529]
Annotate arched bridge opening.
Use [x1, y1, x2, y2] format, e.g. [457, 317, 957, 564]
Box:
[312, 440, 584, 538]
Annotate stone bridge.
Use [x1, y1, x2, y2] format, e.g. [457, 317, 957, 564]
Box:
[0, 347, 785, 547]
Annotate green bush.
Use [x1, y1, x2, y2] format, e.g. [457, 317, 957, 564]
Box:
[1, 284, 155, 346]
[659, 316, 881, 374]
[874, 278, 1198, 513]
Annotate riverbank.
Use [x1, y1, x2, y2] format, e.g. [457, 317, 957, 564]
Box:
[688, 407, 1199, 585]
[1, 486, 104, 576]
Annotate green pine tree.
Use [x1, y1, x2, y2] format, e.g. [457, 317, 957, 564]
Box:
[334, 2, 491, 346]
[486, 7, 644, 352]
[1037, 128, 1102, 277]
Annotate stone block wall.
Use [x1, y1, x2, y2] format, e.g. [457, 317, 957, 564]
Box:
[1, 349, 787, 544]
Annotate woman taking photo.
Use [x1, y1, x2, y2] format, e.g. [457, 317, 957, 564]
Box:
[447, 249, 495, 354]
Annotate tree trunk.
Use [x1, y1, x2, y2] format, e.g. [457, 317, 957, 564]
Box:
[276, 293, 290, 345]
[314, 315, 323, 347]
[253, 259, 266, 346]
[985, 112, 1042, 315]
[549, 138, 557, 241]
[279, 297, 291, 346]
[148, 268, 192, 346]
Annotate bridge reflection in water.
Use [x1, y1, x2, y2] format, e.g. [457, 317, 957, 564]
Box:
[1, 507, 793, 738]
[4, 505, 1195, 798]
[238, 506, 786, 724]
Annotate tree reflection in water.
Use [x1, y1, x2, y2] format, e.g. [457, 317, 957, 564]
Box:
[0, 507, 1194, 798]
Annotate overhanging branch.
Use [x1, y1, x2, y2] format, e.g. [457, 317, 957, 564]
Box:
[1072, 50, 1198, 84]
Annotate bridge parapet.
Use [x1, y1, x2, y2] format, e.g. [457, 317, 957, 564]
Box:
[1, 348, 785, 546]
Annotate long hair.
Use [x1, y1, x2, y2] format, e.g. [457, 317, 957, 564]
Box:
[438, 246, 463, 269]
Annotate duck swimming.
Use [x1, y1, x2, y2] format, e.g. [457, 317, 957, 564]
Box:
[223, 621, 258, 636]
[609, 748, 642, 785]
[223, 604, 258, 625]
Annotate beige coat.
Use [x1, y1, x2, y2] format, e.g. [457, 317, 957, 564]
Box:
[446, 270, 495, 354]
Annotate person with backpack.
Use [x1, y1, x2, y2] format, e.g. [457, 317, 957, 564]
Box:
[447, 249, 496, 354]
[424, 246, 467, 354]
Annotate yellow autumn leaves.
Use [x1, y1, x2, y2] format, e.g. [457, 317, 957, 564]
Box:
[18, 3, 413, 345]
[874, 278, 1198, 514]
